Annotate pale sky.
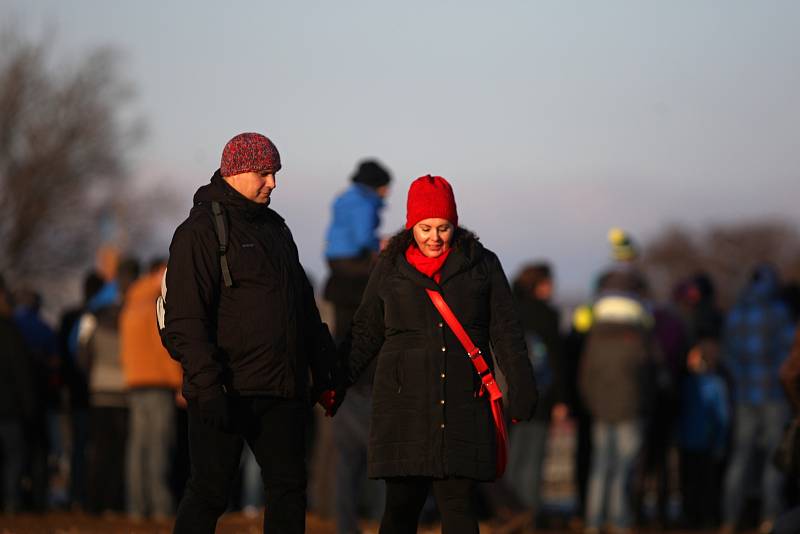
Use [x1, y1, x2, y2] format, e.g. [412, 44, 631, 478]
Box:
[6, 0, 800, 299]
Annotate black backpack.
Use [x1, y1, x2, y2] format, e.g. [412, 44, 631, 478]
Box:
[156, 201, 232, 354]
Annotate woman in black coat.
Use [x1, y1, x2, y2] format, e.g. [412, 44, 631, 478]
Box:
[342, 175, 538, 534]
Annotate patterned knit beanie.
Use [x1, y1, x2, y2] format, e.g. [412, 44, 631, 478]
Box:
[405, 175, 458, 229]
[220, 133, 281, 177]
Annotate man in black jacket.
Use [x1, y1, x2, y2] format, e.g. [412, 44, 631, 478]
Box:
[164, 132, 337, 534]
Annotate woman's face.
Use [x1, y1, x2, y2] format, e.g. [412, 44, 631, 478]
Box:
[412, 218, 454, 258]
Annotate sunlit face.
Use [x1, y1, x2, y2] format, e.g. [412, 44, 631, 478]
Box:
[534, 279, 553, 301]
[224, 170, 277, 204]
[412, 218, 454, 258]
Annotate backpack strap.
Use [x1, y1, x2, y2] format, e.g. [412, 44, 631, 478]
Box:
[211, 201, 233, 288]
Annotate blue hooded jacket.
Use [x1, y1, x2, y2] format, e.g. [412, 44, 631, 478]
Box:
[14, 307, 57, 362]
[324, 183, 384, 259]
[679, 372, 730, 452]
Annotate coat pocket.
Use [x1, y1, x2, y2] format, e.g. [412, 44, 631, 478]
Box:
[374, 350, 404, 398]
[396, 353, 404, 393]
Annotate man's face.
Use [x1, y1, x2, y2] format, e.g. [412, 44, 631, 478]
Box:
[534, 279, 553, 301]
[225, 171, 277, 204]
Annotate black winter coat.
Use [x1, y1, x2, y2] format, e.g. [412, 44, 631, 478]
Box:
[515, 294, 565, 421]
[0, 317, 36, 421]
[164, 172, 334, 403]
[346, 230, 538, 481]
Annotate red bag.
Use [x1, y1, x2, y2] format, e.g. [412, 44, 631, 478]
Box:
[425, 289, 509, 477]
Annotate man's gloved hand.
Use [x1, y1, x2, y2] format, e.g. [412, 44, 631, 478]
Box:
[198, 391, 231, 431]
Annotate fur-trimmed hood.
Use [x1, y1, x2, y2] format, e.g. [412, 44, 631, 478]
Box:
[381, 226, 482, 261]
[378, 226, 486, 291]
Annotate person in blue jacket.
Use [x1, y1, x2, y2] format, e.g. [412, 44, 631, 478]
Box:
[678, 339, 730, 529]
[323, 159, 391, 534]
[324, 159, 391, 341]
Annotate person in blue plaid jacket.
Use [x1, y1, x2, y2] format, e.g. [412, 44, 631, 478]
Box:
[720, 263, 798, 534]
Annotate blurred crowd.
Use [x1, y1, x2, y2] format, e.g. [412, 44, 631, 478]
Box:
[0, 161, 799, 534]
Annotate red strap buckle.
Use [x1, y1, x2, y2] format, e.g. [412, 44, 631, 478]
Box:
[482, 376, 503, 401]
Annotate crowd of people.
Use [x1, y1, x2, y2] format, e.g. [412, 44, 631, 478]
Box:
[1, 131, 799, 534]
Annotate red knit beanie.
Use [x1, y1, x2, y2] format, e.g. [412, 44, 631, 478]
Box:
[220, 132, 281, 177]
[405, 175, 458, 229]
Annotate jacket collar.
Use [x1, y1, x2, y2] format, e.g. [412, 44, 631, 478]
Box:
[351, 183, 385, 207]
[438, 247, 473, 285]
[194, 171, 285, 224]
[396, 254, 440, 291]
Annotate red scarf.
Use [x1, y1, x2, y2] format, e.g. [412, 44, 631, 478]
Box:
[405, 244, 451, 283]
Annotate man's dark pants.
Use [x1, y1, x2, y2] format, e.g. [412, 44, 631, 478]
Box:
[173, 396, 308, 534]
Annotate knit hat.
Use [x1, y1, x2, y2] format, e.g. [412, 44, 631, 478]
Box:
[352, 160, 391, 189]
[608, 227, 638, 261]
[405, 175, 458, 229]
[220, 133, 281, 177]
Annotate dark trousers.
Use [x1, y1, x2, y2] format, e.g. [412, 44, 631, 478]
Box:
[173, 396, 308, 534]
[575, 411, 593, 518]
[775, 506, 800, 534]
[634, 394, 676, 526]
[334, 389, 384, 534]
[679, 449, 722, 528]
[69, 409, 89, 508]
[333, 303, 358, 345]
[86, 406, 128, 514]
[379, 477, 479, 534]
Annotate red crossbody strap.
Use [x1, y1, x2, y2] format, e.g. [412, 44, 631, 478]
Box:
[425, 289, 503, 402]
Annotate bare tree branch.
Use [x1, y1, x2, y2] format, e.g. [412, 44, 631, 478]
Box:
[642, 221, 800, 308]
[0, 29, 139, 282]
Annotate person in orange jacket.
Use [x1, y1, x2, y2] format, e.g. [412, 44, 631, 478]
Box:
[120, 259, 183, 520]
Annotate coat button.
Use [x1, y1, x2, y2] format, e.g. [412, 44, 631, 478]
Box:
[438, 322, 443, 328]
[441, 373, 446, 379]
[440, 400, 445, 405]
[441, 347, 446, 352]
[441, 424, 445, 429]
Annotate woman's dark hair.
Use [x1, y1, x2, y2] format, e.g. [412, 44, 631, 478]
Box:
[513, 263, 552, 299]
[692, 272, 716, 300]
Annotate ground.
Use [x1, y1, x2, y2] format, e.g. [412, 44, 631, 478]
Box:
[0, 512, 756, 534]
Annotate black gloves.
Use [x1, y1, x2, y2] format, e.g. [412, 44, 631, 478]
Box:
[197, 390, 231, 431]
